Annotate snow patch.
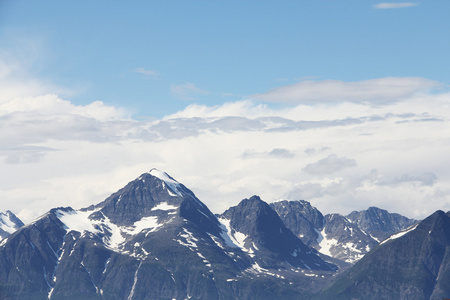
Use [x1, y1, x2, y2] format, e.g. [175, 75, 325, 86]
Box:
[317, 229, 338, 257]
[0, 212, 20, 234]
[176, 228, 199, 249]
[246, 262, 286, 279]
[56, 210, 97, 233]
[207, 233, 225, 249]
[0, 238, 8, 247]
[127, 261, 143, 300]
[56, 209, 166, 254]
[380, 223, 419, 245]
[151, 202, 178, 211]
[149, 169, 183, 197]
[218, 218, 251, 254]
[124, 216, 162, 235]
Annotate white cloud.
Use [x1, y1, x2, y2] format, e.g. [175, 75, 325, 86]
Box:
[133, 67, 159, 78]
[251, 77, 441, 105]
[1, 61, 450, 223]
[374, 3, 418, 9]
[170, 83, 209, 101]
[303, 154, 357, 175]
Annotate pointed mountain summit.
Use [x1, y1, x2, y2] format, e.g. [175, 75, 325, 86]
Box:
[270, 200, 324, 248]
[219, 196, 336, 272]
[346, 206, 417, 241]
[88, 168, 220, 235]
[0, 169, 237, 299]
[0, 210, 24, 240]
[319, 210, 450, 299]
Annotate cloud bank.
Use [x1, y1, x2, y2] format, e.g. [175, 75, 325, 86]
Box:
[1, 71, 450, 223]
[251, 77, 440, 105]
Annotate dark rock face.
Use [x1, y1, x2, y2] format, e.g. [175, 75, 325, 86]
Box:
[0, 170, 338, 300]
[0, 209, 67, 299]
[220, 196, 336, 271]
[0, 210, 24, 240]
[92, 169, 220, 235]
[319, 210, 450, 300]
[272, 200, 378, 263]
[320, 214, 378, 263]
[270, 200, 324, 248]
[346, 206, 418, 241]
[0, 169, 446, 300]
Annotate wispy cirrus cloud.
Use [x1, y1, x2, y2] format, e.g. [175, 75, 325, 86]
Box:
[170, 83, 209, 101]
[374, 3, 418, 9]
[251, 77, 440, 106]
[133, 67, 159, 79]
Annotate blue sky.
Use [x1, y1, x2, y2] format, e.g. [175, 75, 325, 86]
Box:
[1, 1, 450, 222]
[2, 1, 449, 117]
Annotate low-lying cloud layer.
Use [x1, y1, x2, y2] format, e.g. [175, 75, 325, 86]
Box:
[251, 77, 441, 105]
[1, 74, 449, 223]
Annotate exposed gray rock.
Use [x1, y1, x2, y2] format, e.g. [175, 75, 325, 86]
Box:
[346, 206, 418, 241]
[220, 196, 336, 271]
[319, 210, 450, 300]
[0, 170, 338, 300]
[0, 210, 24, 240]
[319, 213, 378, 263]
[270, 200, 324, 248]
[272, 200, 378, 263]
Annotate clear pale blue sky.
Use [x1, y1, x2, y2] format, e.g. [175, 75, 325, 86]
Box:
[1, 0, 449, 117]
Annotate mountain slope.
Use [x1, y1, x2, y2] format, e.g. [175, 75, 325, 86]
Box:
[0, 169, 338, 299]
[220, 196, 336, 272]
[0, 210, 24, 240]
[346, 206, 417, 241]
[318, 213, 378, 263]
[319, 210, 450, 300]
[271, 200, 377, 263]
[270, 200, 324, 248]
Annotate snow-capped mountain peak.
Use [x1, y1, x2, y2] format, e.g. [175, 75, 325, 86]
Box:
[147, 168, 183, 197]
[0, 210, 24, 240]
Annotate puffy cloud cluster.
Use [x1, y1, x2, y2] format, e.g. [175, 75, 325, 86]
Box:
[1, 73, 450, 223]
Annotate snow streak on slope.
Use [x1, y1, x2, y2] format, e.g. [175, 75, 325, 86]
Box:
[56, 209, 167, 253]
[217, 217, 257, 256]
[380, 223, 419, 245]
[149, 168, 183, 197]
[0, 211, 22, 237]
[317, 229, 338, 257]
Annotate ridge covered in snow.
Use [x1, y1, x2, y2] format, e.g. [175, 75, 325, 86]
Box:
[380, 223, 419, 245]
[0, 210, 24, 240]
[148, 168, 183, 197]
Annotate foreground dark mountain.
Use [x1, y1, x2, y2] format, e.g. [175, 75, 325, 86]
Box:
[0, 169, 338, 300]
[0, 211, 24, 240]
[319, 210, 450, 300]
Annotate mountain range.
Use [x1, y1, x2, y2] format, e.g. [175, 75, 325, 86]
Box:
[0, 169, 447, 300]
